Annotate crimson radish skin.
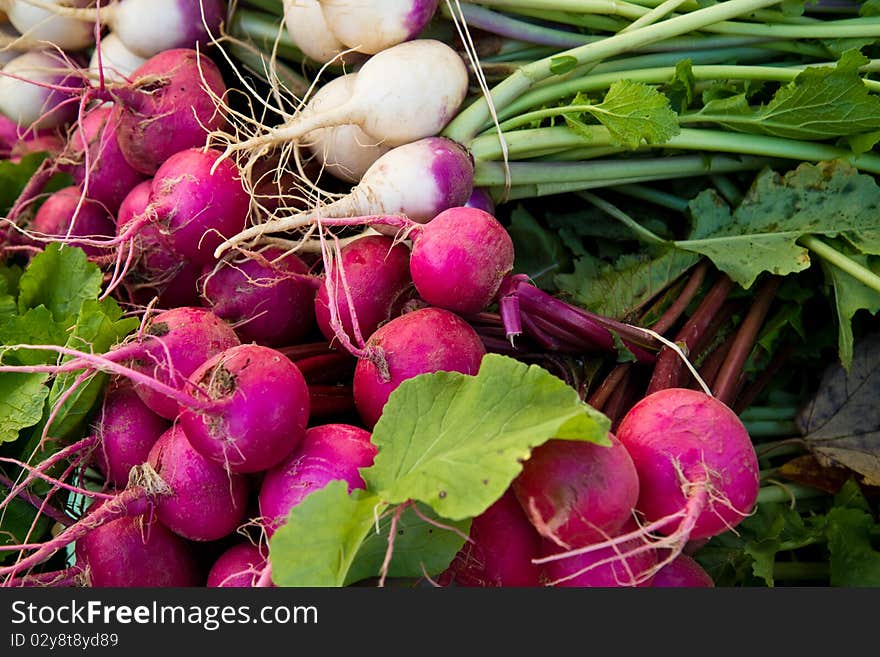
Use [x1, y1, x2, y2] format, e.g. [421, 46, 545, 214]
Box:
[439, 488, 543, 587]
[201, 247, 318, 347]
[148, 424, 250, 542]
[111, 49, 228, 175]
[75, 513, 201, 587]
[320, 0, 440, 55]
[207, 542, 269, 588]
[314, 234, 413, 345]
[512, 435, 640, 549]
[94, 380, 170, 489]
[68, 104, 147, 213]
[258, 423, 377, 535]
[144, 147, 250, 265]
[353, 306, 486, 428]
[615, 387, 760, 541]
[126, 306, 241, 419]
[179, 344, 311, 474]
[409, 206, 515, 315]
[540, 520, 658, 587]
[650, 553, 715, 588]
[29, 185, 116, 257]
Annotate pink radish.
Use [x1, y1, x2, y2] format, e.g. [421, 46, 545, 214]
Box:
[0, 49, 85, 130]
[207, 542, 269, 588]
[650, 553, 715, 587]
[258, 423, 377, 535]
[28, 184, 115, 257]
[178, 343, 311, 474]
[512, 435, 640, 549]
[352, 306, 486, 428]
[148, 424, 250, 542]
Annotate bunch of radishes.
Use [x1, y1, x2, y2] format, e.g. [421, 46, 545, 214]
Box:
[0, 0, 767, 589]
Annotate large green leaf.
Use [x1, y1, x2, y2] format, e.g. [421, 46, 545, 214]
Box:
[363, 354, 610, 520]
[269, 483, 384, 587]
[17, 243, 103, 322]
[0, 372, 50, 444]
[345, 503, 470, 586]
[679, 160, 880, 288]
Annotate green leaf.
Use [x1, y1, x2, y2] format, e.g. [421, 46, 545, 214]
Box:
[17, 244, 102, 321]
[662, 59, 696, 112]
[345, 503, 470, 585]
[818, 248, 880, 370]
[507, 206, 570, 291]
[678, 159, 880, 288]
[555, 249, 701, 321]
[0, 372, 51, 443]
[826, 506, 880, 586]
[691, 51, 880, 140]
[269, 483, 384, 587]
[589, 79, 679, 149]
[0, 152, 50, 214]
[0, 496, 53, 563]
[39, 298, 139, 441]
[0, 306, 70, 365]
[363, 354, 610, 520]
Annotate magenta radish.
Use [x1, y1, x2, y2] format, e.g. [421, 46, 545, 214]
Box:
[26, 0, 227, 59]
[3, 0, 96, 51]
[126, 306, 241, 419]
[108, 48, 228, 175]
[314, 234, 413, 346]
[74, 512, 201, 587]
[439, 488, 543, 587]
[93, 379, 170, 489]
[352, 306, 486, 428]
[511, 435, 640, 550]
[539, 519, 659, 587]
[215, 137, 474, 257]
[148, 424, 250, 542]
[87, 32, 148, 85]
[29, 184, 116, 257]
[128, 147, 250, 265]
[207, 542, 269, 588]
[303, 73, 392, 184]
[650, 553, 715, 588]
[409, 206, 515, 315]
[225, 39, 468, 158]
[258, 423, 377, 535]
[0, 49, 85, 130]
[67, 103, 147, 213]
[319, 0, 439, 55]
[178, 344, 311, 474]
[200, 246, 319, 347]
[115, 178, 201, 308]
[615, 387, 760, 541]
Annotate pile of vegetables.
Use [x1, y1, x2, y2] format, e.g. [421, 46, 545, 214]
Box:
[0, 0, 878, 588]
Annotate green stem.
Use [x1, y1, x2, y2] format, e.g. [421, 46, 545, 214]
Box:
[756, 483, 827, 504]
[443, 0, 790, 143]
[742, 419, 800, 437]
[229, 8, 302, 63]
[739, 405, 800, 421]
[799, 235, 880, 294]
[489, 61, 880, 128]
[239, 0, 283, 15]
[608, 183, 691, 211]
[474, 152, 774, 186]
[578, 190, 669, 245]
